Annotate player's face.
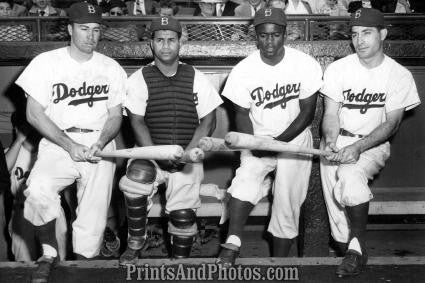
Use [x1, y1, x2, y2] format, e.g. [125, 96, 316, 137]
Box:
[0, 2, 11, 16]
[68, 23, 101, 55]
[33, 0, 48, 9]
[198, 2, 214, 16]
[151, 30, 180, 65]
[351, 26, 387, 61]
[256, 23, 285, 65]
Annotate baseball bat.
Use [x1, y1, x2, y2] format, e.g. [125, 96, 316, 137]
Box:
[224, 132, 332, 157]
[198, 137, 234, 152]
[95, 145, 184, 160]
[180, 147, 205, 163]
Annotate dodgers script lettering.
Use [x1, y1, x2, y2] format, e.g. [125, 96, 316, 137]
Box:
[342, 88, 386, 114]
[52, 82, 109, 107]
[250, 83, 300, 109]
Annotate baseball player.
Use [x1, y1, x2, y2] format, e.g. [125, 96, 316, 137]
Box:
[6, 112, 67, 262]
[320, 8, 420, 277]
[119, 16, 222, 265]
[15, 2, 126, 282]
[217, 8, 323, 267]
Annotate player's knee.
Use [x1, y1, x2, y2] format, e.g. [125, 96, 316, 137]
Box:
[119, 160, 156, 196]
[336, 165, 365, 183]
[127, 159, 157, 183]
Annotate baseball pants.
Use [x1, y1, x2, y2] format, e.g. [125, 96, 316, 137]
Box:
[320, 135, 390, 243]
[125, 162, 204, 213]
[23, 132, 116, 258]
[228, 129, 313, 239]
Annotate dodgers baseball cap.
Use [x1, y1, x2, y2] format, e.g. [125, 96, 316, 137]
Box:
[253, 8, 287, 27]
[350, 8, 385, 28]
[68, 1, 102, 24]
[150, 16, 182, 35]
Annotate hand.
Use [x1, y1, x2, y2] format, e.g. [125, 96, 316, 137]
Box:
[68, 143, 90, 162]
[156, 159, 185, 172]
[251, 150, 276, 158]
[15, 127, 28, 144]
[333, 144, 361, 164]
[322, 141, 340, 162]
[85, 141, 104, 163]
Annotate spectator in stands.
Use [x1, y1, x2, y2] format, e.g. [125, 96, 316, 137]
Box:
[190, 0, 245, 40]
[10, 0, 30, 16]
[194, 0, 238, 16]
[318, 0, 348, 15]
[27, 0, 66, 16]
[103, 0, 140, 42]
[153, 0, 178, 16]
[235, 0, 266, 17]
[126, 0, 156, 15]
[109, 0, 128, 15]
[267, 0, 287, 10]
[394, 0, 412, 13]
[285, 0, 312, 13]
[0, 0, 32, 41]
[284, 0, 312, 40]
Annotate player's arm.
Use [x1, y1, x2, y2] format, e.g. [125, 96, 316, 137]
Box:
[274, 91, 318, 142]
[86, 104, 123, 161]
[336, 108, 404, 164]
[185, 110, 217, 150]
[127, 110, 154, 147]
[321, 96, 341, 151]
[5, 129, 27, 171]
[234, 104, 254, 135]
[26, 96, 88, 162]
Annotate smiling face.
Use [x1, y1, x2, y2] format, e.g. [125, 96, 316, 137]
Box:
[351, 25, 386, 61]
[151, 29, 180, 65]
[0, 2, 11, 16]
[68, 22, 101, 55]
[256, 23, 286, 65]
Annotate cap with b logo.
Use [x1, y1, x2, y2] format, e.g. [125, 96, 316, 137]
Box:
[253, 8, 287, 27]
[150, 16, 182, 35]
[68, 2, 102, 24]
[350, 8, 385, 28]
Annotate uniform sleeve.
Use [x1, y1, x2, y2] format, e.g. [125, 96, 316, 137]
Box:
[107, 64, 128, 108]
[124, 69, 149, 116]
[15, 54, 51, 108]
[193, 70, 223, 119]
[320, 61, 344, 103]
[300, 56, 323, 99]
[386, 70, 421, 112]
[221, 66, 251, 109]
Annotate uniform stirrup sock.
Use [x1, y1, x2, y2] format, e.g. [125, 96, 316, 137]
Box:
[228, 197, 254, 239]
[35, 219, 58, 257]
[347, 237, 362, 255]
[225, 235, 241, 247]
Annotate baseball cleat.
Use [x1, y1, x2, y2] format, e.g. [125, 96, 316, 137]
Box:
[31, 255, 58, 283]
[336, 249, 368, 277]
[216, 243, 240, 268]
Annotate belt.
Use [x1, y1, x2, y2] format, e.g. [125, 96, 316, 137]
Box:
[339, 128, 365, 139]
[63, 127, 95, 133]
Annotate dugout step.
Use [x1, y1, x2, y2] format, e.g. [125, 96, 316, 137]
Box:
[148, 187, 425, 217]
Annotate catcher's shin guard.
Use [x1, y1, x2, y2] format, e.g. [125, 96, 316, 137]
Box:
[125, 195, 148, 249]
[168, 209, 197, 258]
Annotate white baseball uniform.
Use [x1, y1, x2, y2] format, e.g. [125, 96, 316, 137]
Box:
[15, 47, 127, 258]
[8, 146, 67, 261]
[125, 62, 223, 213]
[222, 48, 323, 239]
[320, 54, 420, 243]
